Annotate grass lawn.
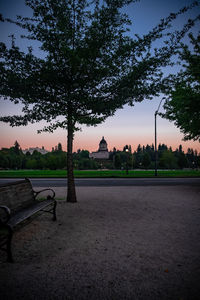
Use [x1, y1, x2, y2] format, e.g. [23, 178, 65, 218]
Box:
[0, 169, 199, 178]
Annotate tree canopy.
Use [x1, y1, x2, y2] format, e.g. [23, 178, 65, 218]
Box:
[0, 0, 199, 202]
[161, 33, 200, 142]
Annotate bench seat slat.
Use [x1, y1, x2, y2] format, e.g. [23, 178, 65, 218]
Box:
[8, 199, 55, 227]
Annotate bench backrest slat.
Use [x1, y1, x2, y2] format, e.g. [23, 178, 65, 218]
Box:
[0, 180, 35, 214]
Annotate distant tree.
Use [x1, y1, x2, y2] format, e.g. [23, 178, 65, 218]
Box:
[58, 143, 63, 152]
[122, 147, 133, 169]
[134, 144, 144, 167]
[21, 156, 27, 169]
[109, 147, 116, 161]
[137, 144, 142, 154]
[177, 152, 188, 169]
[26, 158, 37, 169]
[46, 155, 58, 170]
[178, 144, 183, 153]
[123, 145, 129, 152]
[90, 159, 98, 170]
[78, 158, 90, 170]
[158, 143, 168, 151]
[145, 144, 152, 154]
[161, 33, 200, 141]
[0, 0, 198, 201]
[0, 153, 9, 169]
[31, 150, 41, 159]
[196, 154, 200, 168]
[142, 152, 151, 169]
[39, 157, 46, 169]
[132, 153, 136, 168]
[159, 150, 177, 169]
[14, 141, 20, 155]
[114, 153, 121, 169]
[128, 145, 132, 153]
[79, 150, 89, 159]
[174, 146, 188, 169]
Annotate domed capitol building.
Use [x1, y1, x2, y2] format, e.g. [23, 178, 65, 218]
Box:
[89, 137, 109, 160]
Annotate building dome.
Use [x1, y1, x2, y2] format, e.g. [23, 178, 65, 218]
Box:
[99, 136, 108, 151]
[89, 136, 109, 159]
[100, 136, 107, 144]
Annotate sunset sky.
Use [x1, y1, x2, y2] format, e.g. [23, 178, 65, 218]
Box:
[0, 0, 199, 153]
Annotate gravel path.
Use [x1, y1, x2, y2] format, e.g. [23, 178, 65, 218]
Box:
[0, 185, 200, 300]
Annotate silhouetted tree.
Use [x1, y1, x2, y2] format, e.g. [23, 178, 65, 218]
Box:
[142, 152, 151, 169]
[137, 144, 142, 154]
[159, 150, 177, 169]
[57, 143, 63, 152]
[14, 141, 20, 155]
[114, 153, 121, 169]
[161, 33, 200, 141]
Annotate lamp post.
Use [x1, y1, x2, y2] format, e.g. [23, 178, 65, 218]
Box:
[155, 98, 164, 177]
[125, 147, 129, 175]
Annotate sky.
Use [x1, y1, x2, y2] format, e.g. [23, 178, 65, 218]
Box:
[0, 0, 200, 153]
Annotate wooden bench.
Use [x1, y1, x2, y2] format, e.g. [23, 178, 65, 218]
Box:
[0, 178, 57, 262]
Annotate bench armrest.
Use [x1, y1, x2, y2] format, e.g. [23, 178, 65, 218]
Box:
[0, 205, 11, 224]
[34, 188, 56, 201]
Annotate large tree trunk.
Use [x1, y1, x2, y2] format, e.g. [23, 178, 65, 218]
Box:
[67, 121, 77, 203]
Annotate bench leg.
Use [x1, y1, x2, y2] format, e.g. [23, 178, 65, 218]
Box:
[7, 226, 14, 263]
[53, 201, 57, 221]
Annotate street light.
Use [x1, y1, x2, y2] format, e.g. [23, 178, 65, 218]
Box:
[125, 146, 129, 175]
[155, 98, 164, 177]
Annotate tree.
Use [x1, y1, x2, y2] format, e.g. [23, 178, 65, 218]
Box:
[14, 140, 20, 155]
[0, 0, 198, 202]
[137, 144, 142, 154]
[159, 150, 177, 169]
[57, 143, 63, 152]
[79, 150, 89, 159]
[178, 144, 183, 153]
[26, 158, 37, 169]
[142, 152, 151, 169]
[123, 145, 129, 152]
[174, 146, 188, 169]
[177, 151, 188, 169]
[114, 153, 122, 169]
[161, 33, 200, 141]
[0, 153, 9, 169]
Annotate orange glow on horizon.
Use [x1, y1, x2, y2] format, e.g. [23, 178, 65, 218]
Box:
[0, 104, 200, 154]
[1, 129, 199, 154]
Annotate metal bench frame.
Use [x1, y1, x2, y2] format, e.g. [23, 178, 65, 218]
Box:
[0, 178, 57, 262]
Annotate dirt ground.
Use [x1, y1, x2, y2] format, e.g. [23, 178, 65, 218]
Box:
[0, 185, 200, 300]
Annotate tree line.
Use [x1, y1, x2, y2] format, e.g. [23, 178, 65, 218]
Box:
[0, 141, 199, 170]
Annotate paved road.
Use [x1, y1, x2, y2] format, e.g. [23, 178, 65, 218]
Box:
[0, 178, 200, 187]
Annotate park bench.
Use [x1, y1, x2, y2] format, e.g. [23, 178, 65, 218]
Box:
[0, 178, 57, 262]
